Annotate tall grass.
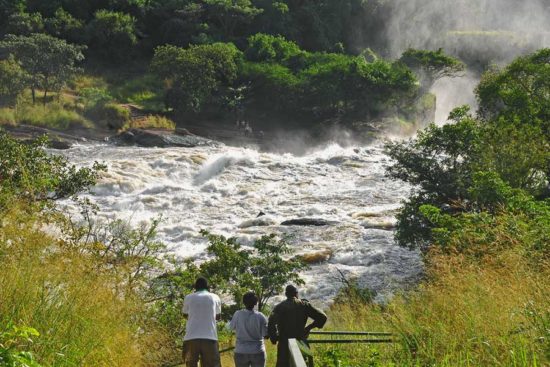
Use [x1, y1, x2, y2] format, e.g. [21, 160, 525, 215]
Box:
[0, 206, 163, 366]
[322, 250, 549, 366]
[0, 107, 16, 126]
[16, 102, 92, 129]
[122, 114, 176, 131]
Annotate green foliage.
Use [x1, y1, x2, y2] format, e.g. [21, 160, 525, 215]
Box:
[0, 130, 105, 209]
[152, 42, 241, 113]
[0, 324, 42, 367]
[476, 48, 550, 135]
[44, 8, 85, 44]
[204, 0, 263, 38]
[151, 231, 307, 318]
[5, 12, 44, 36]
[399, 48, 464, 91]
[0, 33, 84, 104]
[245, 33, 301, 62]
[0, 55, 27, 105]
[90, 102, 130, 130]
[387, 50, 550, 251]
[199, 231, 307, 311]
[87, 10, 137, 63]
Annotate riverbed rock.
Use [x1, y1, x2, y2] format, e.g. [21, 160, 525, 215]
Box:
[112, 128, 215, 148]
[361, 219, 397, 230]
[297, 249, 333, 264]
[49, 139, 72, 150]
[238, 216, 277, 228]
[280, 218, 337, 226]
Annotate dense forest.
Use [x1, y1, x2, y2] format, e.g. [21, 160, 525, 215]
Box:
[0, 0, 474, 137]
[0, 0, 549, 366]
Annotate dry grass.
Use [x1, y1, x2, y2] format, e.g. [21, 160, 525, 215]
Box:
[122, 114, 176, 131]
[323, 251, 549, 366]
[0, 206, 156, 366]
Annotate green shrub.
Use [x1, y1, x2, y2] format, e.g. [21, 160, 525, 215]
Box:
[0, 324, 43, 367]
[94, 102, 130, 130]
[79, 87, 113, 109]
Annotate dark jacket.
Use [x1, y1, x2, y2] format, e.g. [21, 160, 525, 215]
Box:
[267, 297, 327, 341]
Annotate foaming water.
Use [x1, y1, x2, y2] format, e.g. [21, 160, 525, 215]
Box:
[60, 142, 421, 304]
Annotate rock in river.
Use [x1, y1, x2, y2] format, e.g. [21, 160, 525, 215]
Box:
[280, 218, 337, 226]
[112, 129, 215, 148]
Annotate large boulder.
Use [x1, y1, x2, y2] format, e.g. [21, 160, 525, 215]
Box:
[112, 129, 215, 148]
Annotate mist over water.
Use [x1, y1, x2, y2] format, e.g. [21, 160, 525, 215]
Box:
[382, 0, 550, 122]
[62, 142, 421, 304]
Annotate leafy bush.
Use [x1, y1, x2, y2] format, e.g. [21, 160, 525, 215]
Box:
[0, 324, 42, 367]
[79, 87, 113, 109]
[92, 102, 130, 130]
[0, 131, 104, 210]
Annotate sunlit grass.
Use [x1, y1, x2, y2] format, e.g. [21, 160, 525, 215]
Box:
[320, 251, 549, 366]
[0, 205, 163, 366]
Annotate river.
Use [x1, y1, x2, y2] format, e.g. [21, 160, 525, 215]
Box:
[60, 141, 421, 304]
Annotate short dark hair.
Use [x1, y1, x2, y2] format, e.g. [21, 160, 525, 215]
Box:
[243, 291, 258, 309]
[194, 277, 208, 290]
[285, 284, 298, 298]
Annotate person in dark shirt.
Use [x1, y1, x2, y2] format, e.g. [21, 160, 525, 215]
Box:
[268, 285, 327, 367]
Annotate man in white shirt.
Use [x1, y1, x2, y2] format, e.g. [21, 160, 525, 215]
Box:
[229, 291, 268, 367]
[182, 277, 222, 367]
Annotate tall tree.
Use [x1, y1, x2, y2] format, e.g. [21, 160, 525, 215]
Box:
[0, 33, 84, 104]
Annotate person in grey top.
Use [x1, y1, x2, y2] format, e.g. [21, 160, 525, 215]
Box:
[229, 291, 268, 367]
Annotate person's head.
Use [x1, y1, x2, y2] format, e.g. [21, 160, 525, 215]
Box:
[242, 291, 258, 310]
[285, 284, 298, 299]
[194, 277, 208, 291]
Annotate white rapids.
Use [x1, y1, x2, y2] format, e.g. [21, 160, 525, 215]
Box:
[60, 142, 422, 304]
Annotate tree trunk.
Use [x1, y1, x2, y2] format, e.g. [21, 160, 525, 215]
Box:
[43, 89, 47, 106]
[31, 88, 36, 104]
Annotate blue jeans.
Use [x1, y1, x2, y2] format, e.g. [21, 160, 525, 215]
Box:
[234, 351, 266, 367]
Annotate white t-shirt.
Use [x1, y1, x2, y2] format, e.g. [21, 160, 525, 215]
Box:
[183, 290, 222, 341]
[229, 309, 268, 354]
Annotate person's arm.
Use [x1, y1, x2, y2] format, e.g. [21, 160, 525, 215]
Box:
[228, 312, 238, 332]
[304, 301, 327, 338]
[260, 313, 269, 339]
[182, 295, 190, 319]
[215, 296, 222, 321]
[267, 309, 279, 344]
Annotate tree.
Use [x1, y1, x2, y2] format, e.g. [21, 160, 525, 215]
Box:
[151, 42, 241, 114]
[204, 0, 263, 39]
[44, 8, 85, 44]
[0, 130, 105, 210]
[386, 51, 550, 250]
[0, 55, 27, 105]
[476, 48, 550, 135]
[0, 33, 84, 104]
[244, 33, 301, 62]
[385, 109, 483, 249]
[87, 10, 137, 63]
[399, 48, 464, 93]
[4, 12, 44, 36]
[198, 231, 307, 312]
